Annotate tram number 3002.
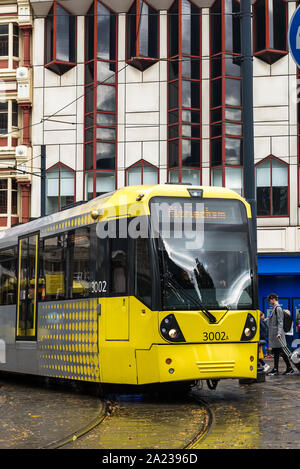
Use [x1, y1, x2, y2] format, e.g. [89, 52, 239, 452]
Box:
[203, 331, 229, 342]
[90, 281, 107, 293]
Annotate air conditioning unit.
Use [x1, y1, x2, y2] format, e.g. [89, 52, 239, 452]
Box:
[16, 145, 28, 158]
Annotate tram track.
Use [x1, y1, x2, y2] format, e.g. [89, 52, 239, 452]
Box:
[61, 387, 213, 449]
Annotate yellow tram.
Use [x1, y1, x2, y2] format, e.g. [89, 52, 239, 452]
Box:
[0, 184, 259, 385]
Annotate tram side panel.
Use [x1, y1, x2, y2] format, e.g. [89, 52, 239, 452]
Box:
[0, 305, 39, 375]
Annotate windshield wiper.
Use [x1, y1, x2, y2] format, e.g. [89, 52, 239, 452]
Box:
[163, 272, 217, 324]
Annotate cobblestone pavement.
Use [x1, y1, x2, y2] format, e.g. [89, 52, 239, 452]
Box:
[192, 359, 300, 449]
[0, 374, 104, 449]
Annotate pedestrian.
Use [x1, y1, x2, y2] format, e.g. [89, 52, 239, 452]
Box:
[266, 293, 295, 376]
[259, 311, 270, 373]
[296, 309, 300, 342]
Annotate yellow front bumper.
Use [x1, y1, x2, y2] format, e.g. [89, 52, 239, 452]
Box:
[136, 342, 258, 384]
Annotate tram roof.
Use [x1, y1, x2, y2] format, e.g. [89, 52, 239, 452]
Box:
[0, 184, 250, 248]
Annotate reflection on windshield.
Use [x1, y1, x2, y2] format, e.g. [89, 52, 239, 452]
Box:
[158, 229, 253, 311]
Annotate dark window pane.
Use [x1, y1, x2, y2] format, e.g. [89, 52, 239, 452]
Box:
[0, 186, 7, 213]
[45, 7, 54, 63]
[182, 58, 200, 79]
[13, 24, 19, 57]
[139, 2, 158, 58]
[168, 80, 179, 109]
[111, 238, 127, 294]
[96, 142, 115, 169]
[211, 55, 222, 79]
[211, 138, 223, 166]
[169, 0, 179, 57]
[85, 142, 94, 170]
[168, 110, 179, 124]
[85, 4, 94, 62]
[182, 139, 200, 167]
[56, 4, 72, 62]
[210, 0, 222, 55]
[98, 2, 116, 61]
[85, 85, 94, 114]
[182, 0, 200, 56]
[169, 139, 179, 168]
[254, 0, 266, 52]
[135, 237, 152, 307]
[225, 0, 240, 53]
[169, 59, 179, 80]
[85, 127, 94, 142]
[211, 78, 222, 108]
[85, 113, 94, 127]
[127, 1, 137, 59]
[168, 124, 179, 139]
[211, 107, 222, 123]
[272, 186, 288, 216]
[211, 123, 222, 138]
[257, 186, 270, 216]
[85, 62, 94, 84]
[272, 0, 287, 51]
[0, 247, 17, 305]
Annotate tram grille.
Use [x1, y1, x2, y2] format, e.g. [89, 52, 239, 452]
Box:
[196, 361, 235, 373]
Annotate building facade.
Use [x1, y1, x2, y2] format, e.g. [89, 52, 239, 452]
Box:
[0, 0, 33, 228]
[25, 0, 300, 336]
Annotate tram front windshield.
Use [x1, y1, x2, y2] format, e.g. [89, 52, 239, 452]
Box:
[150, 197, 253, 311]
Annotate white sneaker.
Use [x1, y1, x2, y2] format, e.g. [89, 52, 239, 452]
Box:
[263, 364, 270, 373]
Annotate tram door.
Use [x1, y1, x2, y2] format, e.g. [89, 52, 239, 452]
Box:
[16, 234, 38, 339]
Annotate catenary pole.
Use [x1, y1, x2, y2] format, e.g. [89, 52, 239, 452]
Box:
[240, 0, 257, 252]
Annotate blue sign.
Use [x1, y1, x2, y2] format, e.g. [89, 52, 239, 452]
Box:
[289, 5, 300, 68]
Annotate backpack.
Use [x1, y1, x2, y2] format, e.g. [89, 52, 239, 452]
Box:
[275, 306, 293, 333]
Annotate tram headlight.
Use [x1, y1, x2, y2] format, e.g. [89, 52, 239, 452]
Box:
[240, 314, 257, 341]
[168, 328, 178, 339]
[160, 314, 186, 343]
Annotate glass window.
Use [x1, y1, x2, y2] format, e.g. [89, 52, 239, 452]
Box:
[126, 162, 158, 185]
[98, 1, 117, 61]
[96, 142, 115, 169]
[110, 238, 127, 294]
[69, 228, 91, 299]
[13, 24, 19, 57]
[135, 237, 152, 307]
[42, 235, 66, 301]
[45, 1, 76, 74]
[211, 167, 223, 187]
[182, 81, 200, 109]
[127, 0, 158, 63]
[254, 0, 266, 52]
[86, 171, 115, 199]
[0, 24, 8, 56]
[225, 138, 242, 165]
[181, 169, 201, 185]
[97, 85, 116, 112]
[0, 102, 8, 134]
[46, 165, 75, 214]
[256, 157, 288, 216]
[0, 179, 7, 213]
[210, 0, 222, 55]
[0, 247, 17, 305]
[225, 167, 243, 195]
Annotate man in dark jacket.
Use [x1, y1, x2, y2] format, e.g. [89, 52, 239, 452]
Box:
[267, 293, 294, 376]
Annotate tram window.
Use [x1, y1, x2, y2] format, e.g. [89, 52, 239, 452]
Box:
[41, 235, 66, 301]
[110, 238, 127, 295]
[135, 237, 152, 307]
[0, 247, 17, 305]
[69, 228, 91, 299]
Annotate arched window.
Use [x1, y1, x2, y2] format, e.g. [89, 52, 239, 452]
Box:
[46, 164, 75, 214]
[126, 160, 159, 185]
[256, 156, 289, 217]
[126, 0, 159, 71]
[45, 1, 76, 75]
[253, 0, 287, 64]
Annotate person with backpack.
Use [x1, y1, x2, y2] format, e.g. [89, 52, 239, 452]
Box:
[266, 293, 295, 376]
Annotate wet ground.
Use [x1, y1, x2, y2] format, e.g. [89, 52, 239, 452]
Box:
[1, 358, 300, 450]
